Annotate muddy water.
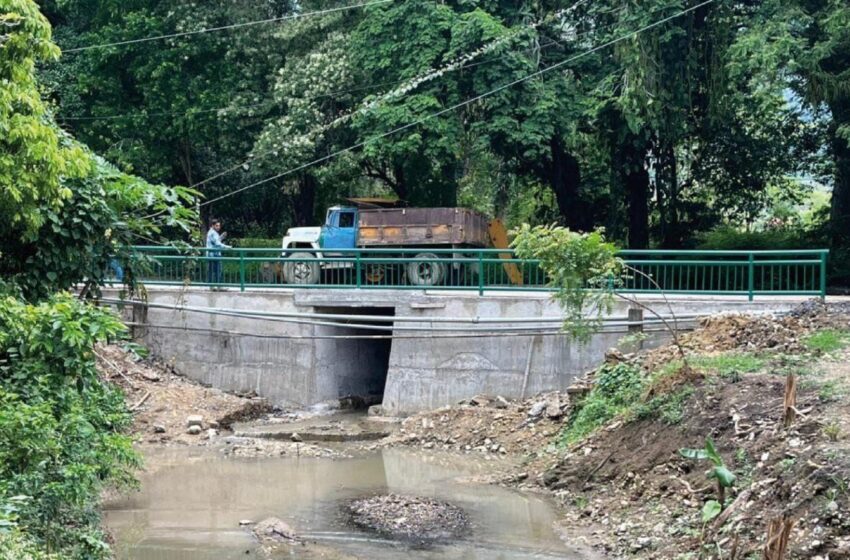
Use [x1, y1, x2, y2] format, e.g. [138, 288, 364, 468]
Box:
[104, 447, 588, 559]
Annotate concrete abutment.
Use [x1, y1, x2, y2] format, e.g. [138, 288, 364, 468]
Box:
[107, 287, 807, 415]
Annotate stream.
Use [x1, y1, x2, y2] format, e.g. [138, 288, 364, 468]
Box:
[104, 446, 591, 559]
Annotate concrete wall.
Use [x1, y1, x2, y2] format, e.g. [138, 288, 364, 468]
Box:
[108, 287, 808, 414]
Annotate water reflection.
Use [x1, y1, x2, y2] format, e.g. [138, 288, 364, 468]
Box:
[104, 447, 586, 559]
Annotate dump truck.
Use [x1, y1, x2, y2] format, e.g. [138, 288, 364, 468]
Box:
[278, 199, 521, 286]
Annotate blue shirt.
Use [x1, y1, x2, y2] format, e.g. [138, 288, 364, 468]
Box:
[206, 228, 228, 257]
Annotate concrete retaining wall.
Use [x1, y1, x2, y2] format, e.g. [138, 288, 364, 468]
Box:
[108, 287, 807, 414]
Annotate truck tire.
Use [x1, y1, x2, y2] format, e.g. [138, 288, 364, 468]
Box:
[284, 252, 320, 285]
[407, 253, 446, 286]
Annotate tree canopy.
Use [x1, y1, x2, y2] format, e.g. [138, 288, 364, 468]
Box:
[33, 0, 850, 283]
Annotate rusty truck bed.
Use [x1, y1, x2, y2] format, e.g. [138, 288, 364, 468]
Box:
[357, 207, 490, 248]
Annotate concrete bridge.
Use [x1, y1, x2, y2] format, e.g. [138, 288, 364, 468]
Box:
[105, 286, 817, 415]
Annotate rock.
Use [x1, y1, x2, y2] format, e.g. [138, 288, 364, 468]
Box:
[209, 420, 220, 429]
[253, 517, 299, 544]
[186, 415, 204, 428]
[140, 370, 160, 382]
[239, 519, 253, 526]
[207, 428, 218, 439]
[368, 404, 383, 416]
[290, 432, 303, 442]
[545, 396, 562, 418]
[187, 425, 202, 435]
[152, 424, 166, 434]
[528, 402, 546, 417]
[491, 396, 509, 409]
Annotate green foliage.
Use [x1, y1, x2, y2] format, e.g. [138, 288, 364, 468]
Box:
[511, 224, 622, 341]
[636, 385, 695, 425]
[1, 0, 198, 301]
[680, 437, 737, 505]
[803, 329, 850, 353]
[0, 294, 139, 559]
[561, 363, 644, 445]
[697, 226, 813, 251]
[691, 353, 766, 378]
[701, 500, 722, 523]
[1, 154, 196, 300]
[230, 238, 282, 249]
[0, 531, 59, 560]
[0, 0, 89, 238]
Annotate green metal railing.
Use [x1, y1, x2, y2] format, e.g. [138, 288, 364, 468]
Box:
[126, 246, 829, 300]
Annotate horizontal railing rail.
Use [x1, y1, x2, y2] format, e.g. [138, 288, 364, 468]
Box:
[122, 246, 829, 299]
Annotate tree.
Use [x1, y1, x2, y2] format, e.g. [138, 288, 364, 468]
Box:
[0, 0, 88, 238]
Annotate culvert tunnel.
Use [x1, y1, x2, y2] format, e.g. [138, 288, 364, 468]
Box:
[312, 306, 395, 408]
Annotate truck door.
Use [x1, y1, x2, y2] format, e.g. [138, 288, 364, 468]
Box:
[321, 209, 357, 249]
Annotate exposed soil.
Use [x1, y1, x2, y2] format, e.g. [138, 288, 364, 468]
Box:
[104, 299, 850, 559]
[374, 301, 850, 559]
[347, 494, 469, 544]
[95, 344, 270, 445]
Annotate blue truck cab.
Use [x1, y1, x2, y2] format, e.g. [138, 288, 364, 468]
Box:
[319, 206, 358, 250]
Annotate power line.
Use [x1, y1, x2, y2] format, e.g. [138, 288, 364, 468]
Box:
[121, 321, 676, 340]
[61, 0, 394, 53]
[198, 0, 715, 209]
[56, 49, 557, 123]
[135, 4, 592, 220]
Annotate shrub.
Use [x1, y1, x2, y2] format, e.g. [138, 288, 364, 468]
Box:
[0, 294, 139, 559]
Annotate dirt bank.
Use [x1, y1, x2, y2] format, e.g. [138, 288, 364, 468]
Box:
[380, 302, 850, 559]
[96, 344, 270, 445]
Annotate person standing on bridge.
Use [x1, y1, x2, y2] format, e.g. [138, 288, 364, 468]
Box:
[206, 218, 231, 288]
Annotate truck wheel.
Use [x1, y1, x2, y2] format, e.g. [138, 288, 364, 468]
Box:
[284, 252, 320, 285]
[407, 253, 446, 286]
[363, 263, 386, 285]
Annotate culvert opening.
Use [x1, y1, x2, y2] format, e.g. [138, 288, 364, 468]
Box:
[314, 306, 394, 410]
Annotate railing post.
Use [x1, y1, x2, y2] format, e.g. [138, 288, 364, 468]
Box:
[239, 250, 245, 292]
[477, 251, 484, 296]
[356, 252, 362, 289]
[747, 253, 755, 301]
[820, 251, 827, 301]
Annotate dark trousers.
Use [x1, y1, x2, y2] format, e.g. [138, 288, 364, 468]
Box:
[207, 259, 222, 284]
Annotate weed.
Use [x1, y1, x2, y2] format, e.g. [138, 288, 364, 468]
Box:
[779, 458, 796, 473]
[572, 495, 589, 509]
[637, 385, 694, 424]
[560, 363, 644, 445]
[818, 381, 843, 402]
[823, 423, 842, 442]
[692, 352, 765, 378]
[802, 329, 850, 353]
[770, 353, 819, 377]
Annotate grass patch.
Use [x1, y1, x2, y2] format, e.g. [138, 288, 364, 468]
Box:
[691, 352, 765, 377]
[803, 329, 850, 353]
[561, 361, 695, 445]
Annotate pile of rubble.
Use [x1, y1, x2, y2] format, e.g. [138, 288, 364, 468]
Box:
[382, 392, 570, 456]
[347, 494, 469, 542]
[682, 313, 806, 353]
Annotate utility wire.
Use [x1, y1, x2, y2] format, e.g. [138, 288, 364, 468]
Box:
[121, 321, 677, 340]
[99, 297, 705, 325]
[197, 0, 715, 209]
[136, 1, 593, 219]
[61, 0, 394, 53]
[58, 39, 566, 123]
